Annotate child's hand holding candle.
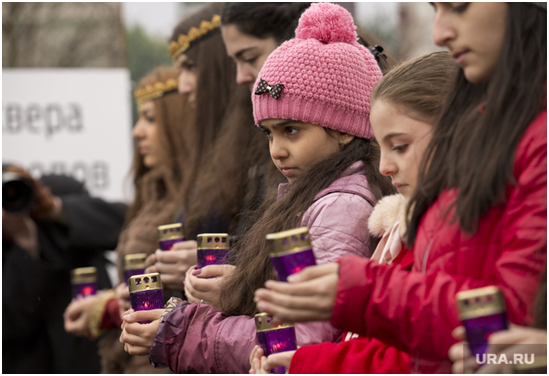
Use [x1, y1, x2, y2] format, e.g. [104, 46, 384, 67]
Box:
[255, 263, 339, 323]
[120, 308, 163, 356]
[184, 264, 235, 308]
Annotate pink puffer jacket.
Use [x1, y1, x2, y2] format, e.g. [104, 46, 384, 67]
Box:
[149, 161, 377, 373]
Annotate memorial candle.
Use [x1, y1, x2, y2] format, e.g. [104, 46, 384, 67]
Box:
[456, 286, 508, 358]
[266, 227, 316, 282]
[196, 233, 230, 268]
[70, 267, 98, 299]
[128, 272, 163, 324]
[123, 253, 147, 283]
[254, 312, 297, 374]
[157, 223, 185, 251]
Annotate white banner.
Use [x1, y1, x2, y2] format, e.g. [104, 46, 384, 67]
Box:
[2, 69, 133, 202]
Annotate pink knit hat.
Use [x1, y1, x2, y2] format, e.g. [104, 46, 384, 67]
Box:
[252, 2, 382, 139]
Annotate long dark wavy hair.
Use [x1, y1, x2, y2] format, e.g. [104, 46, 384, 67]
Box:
[219, 136, 395, 316]
[406, 3, 547, 246]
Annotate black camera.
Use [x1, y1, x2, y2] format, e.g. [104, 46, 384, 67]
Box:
[2, 167, 34, 213]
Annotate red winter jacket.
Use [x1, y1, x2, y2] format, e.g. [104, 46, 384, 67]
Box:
[290, 249, 414, 374]
[332, 110, 547, 373]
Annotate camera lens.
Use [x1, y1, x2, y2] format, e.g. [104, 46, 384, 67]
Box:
[2, 172, 34, 213]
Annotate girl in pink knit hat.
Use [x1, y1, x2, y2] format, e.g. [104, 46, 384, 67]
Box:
[118, 3, 393, 373]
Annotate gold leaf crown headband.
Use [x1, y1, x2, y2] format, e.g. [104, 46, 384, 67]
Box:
[134, 78, 179, 105]
[169, 14, 221, 62]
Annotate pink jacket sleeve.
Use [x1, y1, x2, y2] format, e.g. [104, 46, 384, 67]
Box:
[149, 302, 340, 373]
[149, 181, 376, 373]
[303, 191, 375, 262]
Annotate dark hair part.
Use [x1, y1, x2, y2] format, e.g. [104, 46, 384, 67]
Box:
[220, 137, 394, 316]
[221, 3, 311, 44]
[407, 3, 547, 246]
[372, 51, 458, 124]
[126, 67, 192, 226]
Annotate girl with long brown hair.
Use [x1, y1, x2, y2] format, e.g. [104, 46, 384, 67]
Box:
[142, 2, 273, 293]
[119, 3, 394, 373]
[254, 3, 547, 374]
[63, 66, 191, 373]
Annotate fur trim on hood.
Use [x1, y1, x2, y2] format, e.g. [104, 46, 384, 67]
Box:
[368, 194, 409, 239]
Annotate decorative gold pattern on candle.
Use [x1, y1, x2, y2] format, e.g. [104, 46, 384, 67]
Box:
[128, 273, 162, 293]
[124, 253, 148, 271]
[157, 223, 185, 242]
[254, 312, 294, 332]
[197, 233, 229, 250]
[456, 286, 506, 320]
[71, 266, 97, 284]
[266, 227, 311, 256]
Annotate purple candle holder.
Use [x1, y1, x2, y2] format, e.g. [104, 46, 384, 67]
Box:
[158, 223, 185, 251]
[266, 227, 316, 282]
[70, 267, 98, 299]
[457, 286, 508, 358]
[128, 273, 164, 324]
[196, 233, 230, 268]
[255, 313, 297, 374]
[123, 253, 147, 284]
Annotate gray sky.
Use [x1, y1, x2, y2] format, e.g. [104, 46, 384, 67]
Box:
[121, 2, 400, 40]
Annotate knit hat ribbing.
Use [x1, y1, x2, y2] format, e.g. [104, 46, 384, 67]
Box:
[252, 2, 382, 139]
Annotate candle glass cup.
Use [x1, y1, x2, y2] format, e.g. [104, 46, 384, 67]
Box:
[128, 273, 164, 324]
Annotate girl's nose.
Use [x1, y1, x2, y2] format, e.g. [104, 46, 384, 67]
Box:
[379, 155, 397, 177]
[432, 10, 456, 47]
[269, 137, 288, 161]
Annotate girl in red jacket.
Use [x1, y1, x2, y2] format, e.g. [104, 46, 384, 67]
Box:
[254, 3, 547, 373]
[250, 51, 458, 374]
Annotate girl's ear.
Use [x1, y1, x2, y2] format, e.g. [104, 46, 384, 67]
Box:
[337, 132, 355, 147]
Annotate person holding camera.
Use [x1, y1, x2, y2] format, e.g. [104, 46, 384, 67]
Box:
[2, 165, 127, 373]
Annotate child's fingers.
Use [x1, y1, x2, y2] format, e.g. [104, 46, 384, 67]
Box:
[255, 287, 333, 311]
[119, 327, 144, 345]
[260, 356, 271, 374]
[249, 345, 260, 366]
[198, 264, 235, 279]
[451, 325, 466, 341]
[448, 341, 465, 362]
[263, 276, 336, 297]
[286, 263, 339, 283]
[256, 299, 331, 323]
[265, 351, 295, 370]
[123, 308, 163, 323]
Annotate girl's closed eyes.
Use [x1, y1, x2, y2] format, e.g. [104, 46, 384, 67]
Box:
[391, 144, 408, 153]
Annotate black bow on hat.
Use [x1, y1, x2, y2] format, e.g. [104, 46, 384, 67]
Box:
[254, 79, 284, 100]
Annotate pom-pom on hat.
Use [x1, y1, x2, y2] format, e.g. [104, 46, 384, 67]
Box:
[252, 2, 382, 139]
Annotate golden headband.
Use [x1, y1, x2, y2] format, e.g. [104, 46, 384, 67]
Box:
[169, 14, 221, 62]
[134, 78, 178, 105]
